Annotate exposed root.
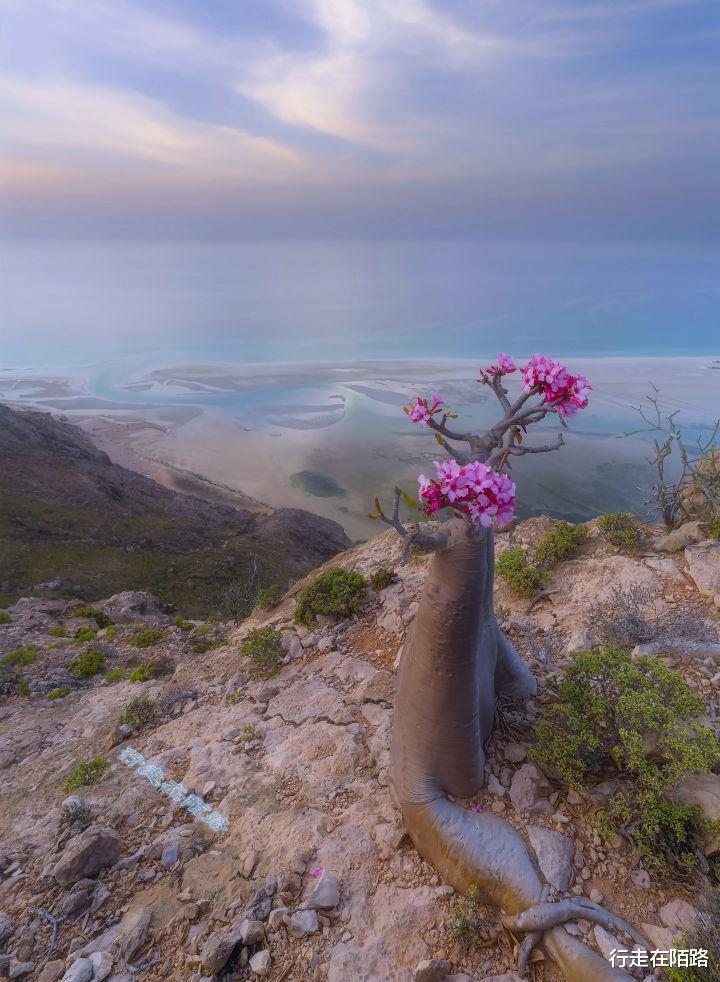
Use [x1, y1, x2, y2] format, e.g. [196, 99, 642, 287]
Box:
[502, 897, 651, 953]
[517, 930, 542, 978]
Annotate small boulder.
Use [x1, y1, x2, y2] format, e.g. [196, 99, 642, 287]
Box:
[60, 959, 93, 982]
[659, 898, 699, 934]
[238, 919, 265, 945]
[88, 951, 113, 981]
[249, 949, 271, 977]
[509, 764, 552, 813]
[527, 826, 574, 891]
[54, 826, 123, 886]
[289, 909, 319, 938]
[309, 870, 340, 909]
[0, 913, 13, 945]
[114, 906, 152, 962]
[8, 962, 34, 979]
[675, 772, 720, 854]
[653, 521, 705, 553]
[37, 961, 65, 982]
[413, 958, 452, 981]
[685, 542, 720, 597]
[200, 930, 241, 975]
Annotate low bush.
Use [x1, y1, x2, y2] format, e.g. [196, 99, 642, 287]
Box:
[533, 521, 588, 566]
[75, 606, 112, 629]
[73, 626, 97, 643]
[294, 568, 367, 628]
[104, 668, 127, 683]
[589, 584, 717, 650]
[217, 576, 261, 622]
[104, 625, 118, 642]
[64, 755, 110, 792]
[129, 627, 164, 649]
[18, 676, 31, 697]
[2, 644, 38, 667]
[240, 626, 284, 679]
[120, 695, 159, 729]
[0, 611, 10, 625]
[70, 647, 105, 679]
[258, 583, 282, 610]
[531, 646, 720, 876]
[597, 512, 643, 552]
[48, 625, 66, 637]
[127, 660, 162, 682]
[174, 615, 194, 630]
[48, 685, 71, 699]
[370, 567, 396, 592]
[710, 516, 720, 541]
[495, 548, 544, 598]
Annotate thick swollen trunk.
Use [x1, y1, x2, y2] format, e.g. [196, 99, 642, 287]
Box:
[390, 517, 631, 981]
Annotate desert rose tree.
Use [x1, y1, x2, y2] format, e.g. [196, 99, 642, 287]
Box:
[373, 355, 644, 981]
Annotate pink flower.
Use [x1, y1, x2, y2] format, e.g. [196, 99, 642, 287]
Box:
[310, 868, 324, 878]
[406, 394, 445, 425]
[418, 459, 516, 528]
[473, 801, 484, 813]
[520, 354, 591, 416]
[480, 353, 517, 381]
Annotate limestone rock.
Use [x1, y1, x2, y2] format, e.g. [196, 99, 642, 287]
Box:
[8, 962, 34, 979]
[37, 962, 65, 982]
[289, 908, 319, 938]
[413, 958, 452, 981]
[509, 764, 552, 813]
[114, 906, 152, 962]
[309, 870, 341, 909]
[200, 929, 241, 975]
[0, 913, 13, 945]
[654, 521, 706, 553]
[675, 772, 720, 853]
[97, 591, 165, 624]
[658, 898, 699, 934]
[685, 542, 720, 597]
[238, 919, 265, 945]
[60, 959, 94, 982]
[88, 951, 113, 981]
[249, 949, 271, 976]
[527, 826, 574, 890]
[54, 826, 123, 886]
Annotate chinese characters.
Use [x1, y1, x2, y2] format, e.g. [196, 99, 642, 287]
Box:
[609, 948, 708, 970]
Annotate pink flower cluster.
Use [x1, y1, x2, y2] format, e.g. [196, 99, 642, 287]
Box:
[418, 459, 516, 528]
[520, 354, 591, 417]
[406, 393, 445, 425]
[480, 353, 517, 379]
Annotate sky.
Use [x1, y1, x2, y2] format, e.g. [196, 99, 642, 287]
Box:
[1, 0, 719, 239]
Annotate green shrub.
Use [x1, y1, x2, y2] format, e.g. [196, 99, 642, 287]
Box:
[174, 615, 194, 630]
[533, 521, 588, 567]
[104, 625, 118, 642]
[0, 611, 10, 625]
[370, 567, 396, 592]
[48, 625, 66, 637]
[597, 512, 643, 552]
[120, 695, 159, 729]
[70, 647, 105, 679]
[242, 724, 257, 742]
[709, 516, 720, 541]
[18, 676, 31, 697]
[294, 568, 367, 628]
[531, 647, 720, 876]
[2, 644, 38, 666]
[73, 626, 97, 642]
[104, 668, 127, 683]
[129, 627, 164, 649]
[449, 885, 488, 943]
[48, 685, 71, 700]
[217, 577, 261, 622]
[495, 548, 543, 598]
[240, 626, 284, 679]
[127, 661, 158, 682]
[258, 584, 282, 611]
[75, 606, 112, 629]
[64, 755, 110, 792]
[227, 690, 243, 705]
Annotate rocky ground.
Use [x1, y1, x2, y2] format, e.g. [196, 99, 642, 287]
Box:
[0, 518, 719, 982]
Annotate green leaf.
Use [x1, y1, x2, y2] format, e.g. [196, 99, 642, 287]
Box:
[401, 492, 418, 507]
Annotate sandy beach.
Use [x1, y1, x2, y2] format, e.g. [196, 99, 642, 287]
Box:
[1, 357, 718, 539]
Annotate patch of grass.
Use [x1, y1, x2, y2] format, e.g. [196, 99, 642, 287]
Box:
[240, 626, 285, 679]
[48, 625, 67, 637]
[70, 647, 105, 679]
[227, 690, 243, 705]
[530, 646, 720, 877]
[709, 516, 720, 541]
[120, 695, 159, 729]
[129, 627, 164, 649]
[174, 615, 194, 630]
[73, 626, 97, 643]
[0, 610, 10, 625]
[495, 547, 544, 598]
[257, 583, 282, 610]
[370, 567, 396, 592]
[217, 576, 261, 622]
[48, 685, 71, 699]
[104, 624, 118, 641]
[127, 661, 159, 682]
[597, 512, 644, 552]
[294, 568, 367, 628]
[242, 724, 257, 742]
[104, 667, 127, 683]
[2, 644, 38, 666]
[449, 885, 487, 943]
[75, 606, 112, 628]
[18, 676, 31, 697]
[64, 755, 110, 792]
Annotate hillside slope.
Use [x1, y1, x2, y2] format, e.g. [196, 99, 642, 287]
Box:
[0, 403, 350, 614]
[0, 517, 718, 980]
